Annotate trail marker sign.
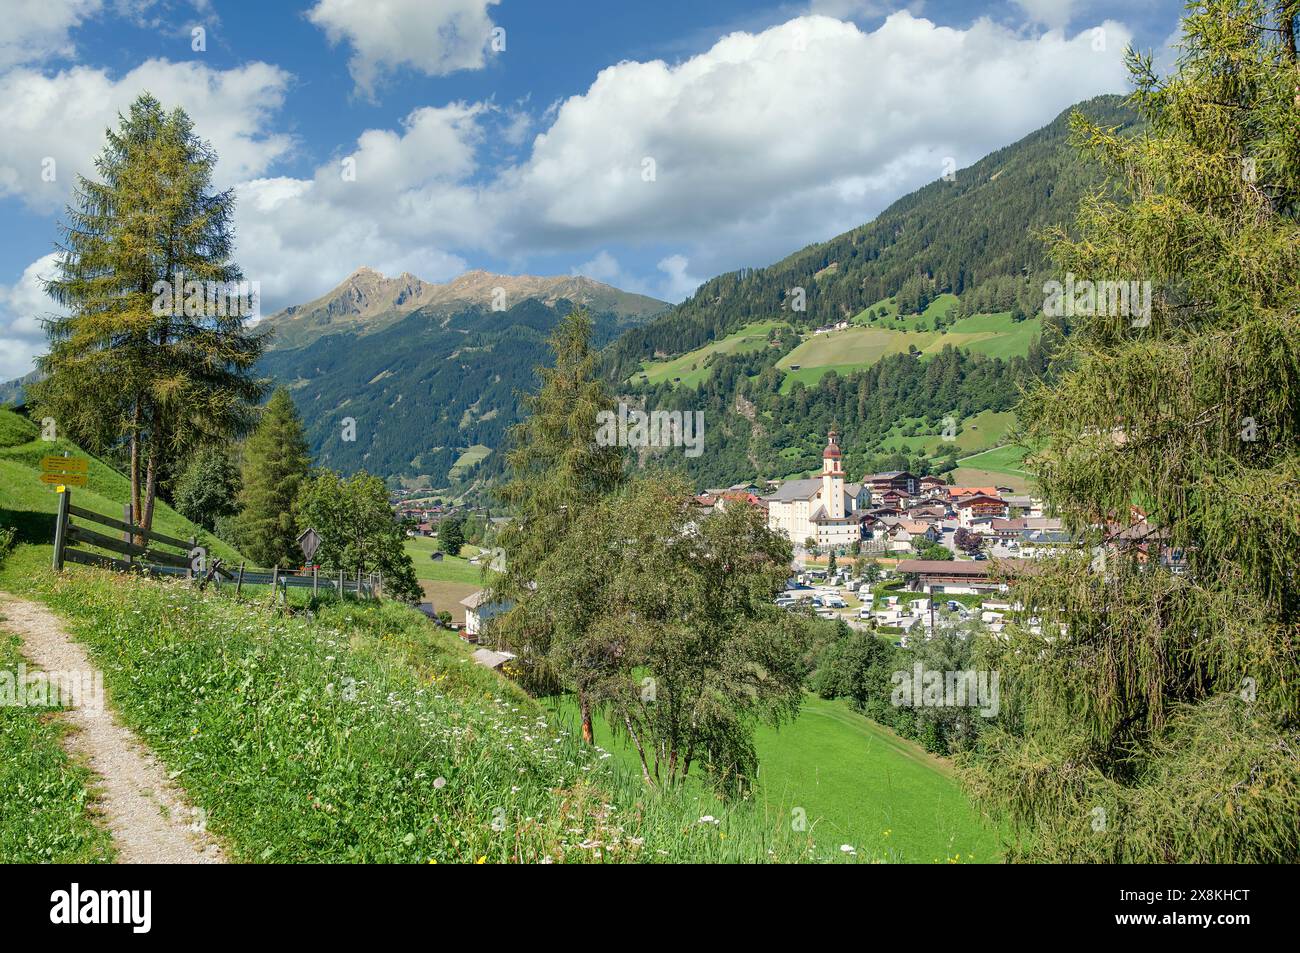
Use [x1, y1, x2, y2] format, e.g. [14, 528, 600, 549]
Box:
[40, 456, 88, 487]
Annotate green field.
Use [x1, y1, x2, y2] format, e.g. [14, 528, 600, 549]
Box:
[547, 694, 1002, 863]
[634, 320, 785, 388]
[943, 311, 1043, 360]
[951, 443, 1036, 492]
[880, 410, 1017, 457]
[0, 409, 244, 564]
[402, 536, 485, 585]
[777, 327, 938, 392]
[448, 444, 491, 481]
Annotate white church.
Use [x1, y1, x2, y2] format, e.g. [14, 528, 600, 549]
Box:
[763, 429, 865, 550]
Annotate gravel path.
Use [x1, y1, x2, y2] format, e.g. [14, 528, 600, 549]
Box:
[0, 593, 226, 864]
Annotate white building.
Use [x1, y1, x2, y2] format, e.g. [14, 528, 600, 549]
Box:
[764, 430, 863, 549]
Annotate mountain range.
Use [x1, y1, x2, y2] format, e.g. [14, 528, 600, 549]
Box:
[4, 94, 1136, 499]
[260, 267, 666, 351]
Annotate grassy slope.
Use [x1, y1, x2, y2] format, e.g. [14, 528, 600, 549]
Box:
[879, 409, 1016, 457]
[0, 544, 853, 863]
[402, 537, 485, 623]
[548, 693, 1002, 863]
[635, 320, 784, 388]
[0, 408, 244, 564]
[952, 444, 1036, 492]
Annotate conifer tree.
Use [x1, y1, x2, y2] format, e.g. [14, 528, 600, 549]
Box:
[964, 0, 1300, 862]
[491, 309, 626, 741]
[235, 388, 311, 568]
[32, 93, 266, 533]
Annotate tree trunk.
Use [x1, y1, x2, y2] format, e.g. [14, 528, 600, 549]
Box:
[141, 448, 157, 532]
[623, 712, 655, 786]
[579, 692, 594, 744]
[1282, 2, 1297, 64]
[129, 403, 143, 545]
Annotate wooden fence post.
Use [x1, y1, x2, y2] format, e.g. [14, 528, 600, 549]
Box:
[123, 503, 134, 568]
[338, 568, 344, 599]
[187, 536, 197, 580]
[236, 563, 245, 599]
[271, 566, 278, 601]
[51, 487, 70, 572]
[312, 565, 318, 598]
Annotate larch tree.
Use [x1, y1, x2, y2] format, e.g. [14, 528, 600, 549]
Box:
[234, 388, 311, 568]
[32, 93, 267, 535]
[963, 0, 1300, 861]
[491, 309, 626, 742]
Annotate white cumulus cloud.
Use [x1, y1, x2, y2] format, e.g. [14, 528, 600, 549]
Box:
[0, 58, 293, 214]
[308, 0, 502, 96]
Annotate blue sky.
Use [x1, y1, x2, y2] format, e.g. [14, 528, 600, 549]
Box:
[0, 0, 1183, 379]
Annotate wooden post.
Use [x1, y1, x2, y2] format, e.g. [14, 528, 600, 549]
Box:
[123, 503, 134, 568]
[236, 563, 245, 599]
[312, 565, 318, 598]
[338, 568, 344, 599]
[51, 487, 70, 572]
[187, 536, 197, 580]
[271, 566, 278, 601]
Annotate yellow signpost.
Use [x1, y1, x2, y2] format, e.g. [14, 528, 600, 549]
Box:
[40, 456, 88, 488]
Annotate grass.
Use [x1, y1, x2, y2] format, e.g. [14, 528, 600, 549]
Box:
[880, 410, 1016, 457]
[0, 621, 114, 863]
[402, 536, 485, 585]
[952, 443, 1036, 493]
[635, 320, 785, 388]
[943, 311, 1043, 361]
[0, 545, 858, 863]
[777, 327, 939, 392]
[448, 445, 491, 482]
[547, 693, 1002, 863]
[0, 408, 244, 564]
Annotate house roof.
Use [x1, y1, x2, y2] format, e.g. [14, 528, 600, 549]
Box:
[949, 486, 1002, 498]
[955, 494, 1006, 507]
[763, 478, 822, 502]
[470, 648, 516, 670]
[896, 559, 1033, 576]
[460, 590, 489, 609]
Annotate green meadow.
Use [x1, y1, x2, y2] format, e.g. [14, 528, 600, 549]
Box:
[547, 693, 1003, 863]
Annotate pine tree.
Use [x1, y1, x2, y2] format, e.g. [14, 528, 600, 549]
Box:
[235, 388, 311, 568]
[31, 93, 266, 534]
[491, 309, 626, 741]
[963, 0, 1300, 862]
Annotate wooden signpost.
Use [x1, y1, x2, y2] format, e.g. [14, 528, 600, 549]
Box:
[40, 455, 88, 488]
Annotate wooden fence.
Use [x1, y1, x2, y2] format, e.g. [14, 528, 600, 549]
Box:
[51, 487, 380, 600]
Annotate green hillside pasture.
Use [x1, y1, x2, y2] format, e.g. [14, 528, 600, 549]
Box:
[951, 444, 1035, 493]
[448, 444, 491, 481]
[852, 294, 957, 332]
[777, 327, 937, 392]
[0, 549, 856, 863]
[636, 320, 785, 388]
[547, 694, 1002, 863]
[880, 410, 1016, 457]
[0, 412, 243, 565]
[943, 312, 1042, 360]
[956, 444, 1033, 478]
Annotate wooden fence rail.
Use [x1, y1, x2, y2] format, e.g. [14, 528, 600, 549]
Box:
[51, 488, 380, 600]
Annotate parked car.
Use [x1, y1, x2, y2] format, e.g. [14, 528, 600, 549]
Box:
[858, 606, 873, 619]
[822, 596, 847, 609]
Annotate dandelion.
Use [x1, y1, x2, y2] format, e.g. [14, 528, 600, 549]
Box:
[840, 844, 856, 855]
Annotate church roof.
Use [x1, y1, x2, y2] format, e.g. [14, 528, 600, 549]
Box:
[763, 478, 822, 502]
